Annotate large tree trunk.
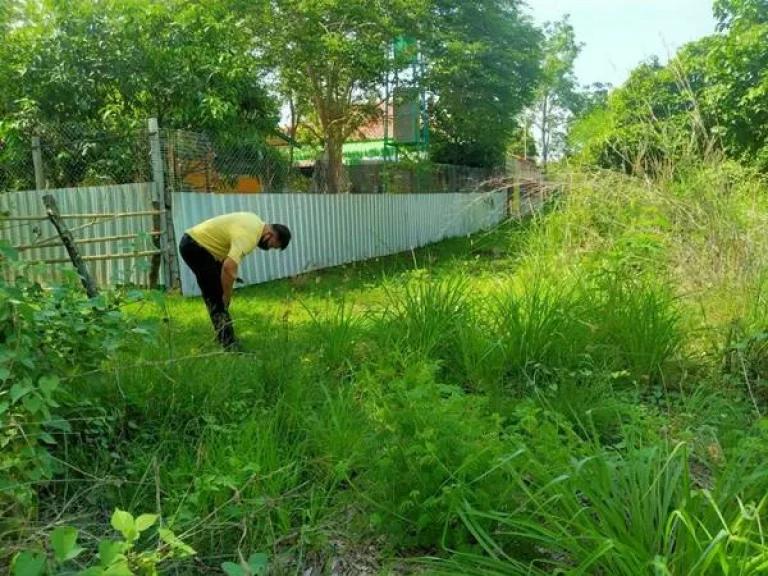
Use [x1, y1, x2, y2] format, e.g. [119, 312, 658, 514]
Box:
[288, 94, 300, 168]
[325, 131, 345, 194]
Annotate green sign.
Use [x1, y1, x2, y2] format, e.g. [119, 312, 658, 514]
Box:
[394, 36, 417, 64]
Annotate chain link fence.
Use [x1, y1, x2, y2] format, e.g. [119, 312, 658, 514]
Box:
[162, 129, 501, 195]
[0, 131, 35, 192]
[1, 121, 515, 196]
[0, 124, 152, 192]
[162, 130, 292, 194]
[346, 162, 500, 194]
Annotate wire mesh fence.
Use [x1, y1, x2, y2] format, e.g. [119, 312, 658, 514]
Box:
[0, 117, 547, 292]
[0, 131, 35, 192]
[163, 129, 294, 195]
[163, 128, 502, 195]
[346, 162, 500, 194]
[40, 125, 152, 189]
[1, 120, 531, 196]
[0, 124, 152, 192]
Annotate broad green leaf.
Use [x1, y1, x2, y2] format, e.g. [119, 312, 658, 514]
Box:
[38, 374, 60, 396]
[23, 394, 43, 415]
[10, 381, 33, 403]
[158, 527, 196, 557]
[134, 514, 157, 532]
[104, 561, 133, 576]
[12, 551, 46, 576]
[0, 401, 9, 415]
[0, 365, 10, 381]
[46, 419, 72, 432]
[98, 540, 125, 566]
[221, 562, 246, 576]
[110, 509, 137, 541]
[247, 552, 269, 574]
[51, 526, 80, 562]
[39, 432, 57, 445]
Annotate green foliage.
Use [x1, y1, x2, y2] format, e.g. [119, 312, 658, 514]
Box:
[358, 353, 588, 550]
[703, 4, 768, 170]
[426, 0, 542, 168]
[529, 16, 582, 167]
[0, 246, 155, 517]
[5, 155, 768, 571]
[428, 443, 768, 575]
[0, 0, 278, 189]
[254, 0, 426, 192]
[568, 0, 768, 174]
[221, 552, 269, 576]
[568, 56, 709, 175]
[714, 0, 768, 30]
[10, 509, 194, 576]
[384, 275, 472, 358]
[506, 125, 537, 160]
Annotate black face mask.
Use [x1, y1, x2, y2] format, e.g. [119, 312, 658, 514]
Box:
[258, 237, 270, 250]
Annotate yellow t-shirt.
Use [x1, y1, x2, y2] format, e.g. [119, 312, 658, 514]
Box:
[186, 212, 265, 264]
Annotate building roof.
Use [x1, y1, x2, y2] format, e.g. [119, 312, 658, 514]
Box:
[273, 104, 394, 147]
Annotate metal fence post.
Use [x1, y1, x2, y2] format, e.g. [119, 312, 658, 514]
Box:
[149, 118, 180, 290]
[32, 136, 45, 190]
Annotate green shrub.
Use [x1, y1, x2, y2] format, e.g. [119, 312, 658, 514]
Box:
[0, 243, 155, 543]
[10, 508, 195, 576]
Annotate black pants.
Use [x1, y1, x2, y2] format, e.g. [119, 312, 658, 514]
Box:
[179, 234, 238, 349]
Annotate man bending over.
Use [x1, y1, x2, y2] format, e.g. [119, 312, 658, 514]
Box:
[179, 212, 291, 352]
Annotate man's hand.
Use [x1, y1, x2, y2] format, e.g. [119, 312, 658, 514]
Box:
[221, 258, 238, 308]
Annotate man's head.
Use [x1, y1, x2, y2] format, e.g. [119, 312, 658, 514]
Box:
[259, 223, 292, 251]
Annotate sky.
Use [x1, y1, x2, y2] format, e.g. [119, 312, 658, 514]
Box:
[526, 0, 717, 89]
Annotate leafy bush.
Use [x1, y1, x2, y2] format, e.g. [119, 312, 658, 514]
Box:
[358, 354, 510, 549]
[358, 353, 586, 550]
[10, 508, 195, 576]
[0, 243, 155, 521]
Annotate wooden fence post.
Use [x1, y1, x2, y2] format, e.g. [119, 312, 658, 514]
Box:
[32, 136, 45, 190]
[148, 118, 180, 290]
[43, 195, 99, 298]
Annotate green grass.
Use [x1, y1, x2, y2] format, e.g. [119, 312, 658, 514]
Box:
[12, 160, 768, 574]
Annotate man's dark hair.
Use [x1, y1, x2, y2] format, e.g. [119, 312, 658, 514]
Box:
[272, 223, 292, 250]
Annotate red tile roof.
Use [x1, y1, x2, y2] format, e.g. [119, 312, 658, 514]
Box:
[275, 105, 394, 146]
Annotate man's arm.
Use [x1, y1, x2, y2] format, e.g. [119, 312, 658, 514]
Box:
[221, 257, 238, 307]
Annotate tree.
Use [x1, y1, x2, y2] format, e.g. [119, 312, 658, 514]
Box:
[255, 0, 426, 193]
[529, 16, 582, 168]
[424, 0, 542, 168]
[567, 0, 768, 175]
[3, 0, 276, 133]
[0, 0, 279, 187]
[714, 0, 768, 29]
[572, 82, 612, 118]
[577, 57, 707, 174]
[705, 0, 768, 168]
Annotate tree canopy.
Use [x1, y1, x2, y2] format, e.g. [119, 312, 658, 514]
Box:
[424, 0, 542, 168]
[568, 0, 768, 174]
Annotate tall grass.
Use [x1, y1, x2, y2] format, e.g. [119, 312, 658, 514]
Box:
[427, 442, 768, 575]
[10, 157, 768, 573]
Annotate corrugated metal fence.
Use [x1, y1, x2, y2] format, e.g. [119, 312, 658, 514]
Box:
[0, 183, 161, 286]
[173, 191, 507, 297]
